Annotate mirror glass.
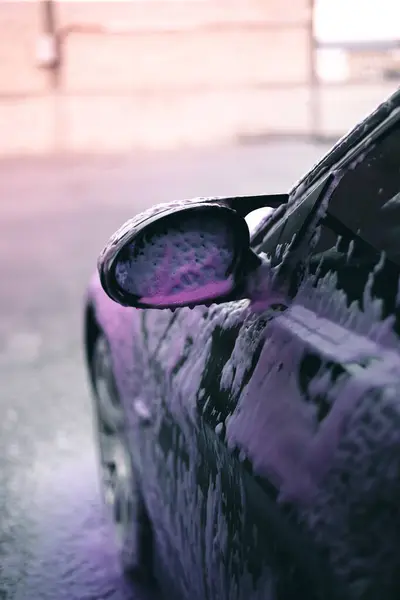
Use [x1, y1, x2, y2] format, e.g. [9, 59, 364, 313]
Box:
[112, 210, 242, 307]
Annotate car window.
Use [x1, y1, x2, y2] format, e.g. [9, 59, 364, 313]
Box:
[308, 121, 400, 331]
[313, 122, 400, 263]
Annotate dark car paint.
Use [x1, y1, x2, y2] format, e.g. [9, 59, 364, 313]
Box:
[85, 89, 400, 600]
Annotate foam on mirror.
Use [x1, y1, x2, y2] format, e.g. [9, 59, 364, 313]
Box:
[114, 212, 237, 306]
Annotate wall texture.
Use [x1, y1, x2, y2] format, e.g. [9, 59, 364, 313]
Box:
[0, 0, 397, 155]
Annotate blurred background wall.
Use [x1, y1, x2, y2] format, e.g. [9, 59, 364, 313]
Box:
[0, 0, 399, 156]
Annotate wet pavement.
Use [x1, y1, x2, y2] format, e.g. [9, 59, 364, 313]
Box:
[0, 141, 327, 599]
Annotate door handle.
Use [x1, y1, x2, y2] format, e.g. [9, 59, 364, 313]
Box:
[133, 398, 153, 426]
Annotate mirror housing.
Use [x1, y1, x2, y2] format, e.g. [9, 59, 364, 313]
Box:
[98, 194, 288, 310]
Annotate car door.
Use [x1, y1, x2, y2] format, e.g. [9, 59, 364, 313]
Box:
[225, 111, 400, 600]
[282, 114, 400, 600]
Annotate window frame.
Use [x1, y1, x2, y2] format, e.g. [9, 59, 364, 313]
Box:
[254, 106, 400, 262]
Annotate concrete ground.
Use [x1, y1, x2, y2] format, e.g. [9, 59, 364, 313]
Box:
[0, 140, 329, 600]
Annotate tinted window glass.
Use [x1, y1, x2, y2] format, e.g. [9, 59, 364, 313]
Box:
[310, 123, 400, 330]
[314, 124, 400, 262]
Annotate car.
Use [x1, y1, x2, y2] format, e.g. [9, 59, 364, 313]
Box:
[83, 87, 400, 600]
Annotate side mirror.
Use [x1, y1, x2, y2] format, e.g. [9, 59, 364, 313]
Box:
[98, 195, 288, 309]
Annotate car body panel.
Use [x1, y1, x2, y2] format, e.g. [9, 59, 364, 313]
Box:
[86, 88, 400, 599]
